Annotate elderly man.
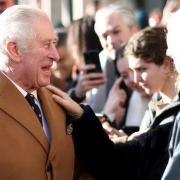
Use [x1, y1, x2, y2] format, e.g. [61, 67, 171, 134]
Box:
[94, 3, 139, 59]
[92, 3, 139, 112]
[0, 5, 74, 180]
[95, 3, 139, 93]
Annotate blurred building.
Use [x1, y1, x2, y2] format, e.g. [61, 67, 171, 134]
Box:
[17, 0, 167, 27]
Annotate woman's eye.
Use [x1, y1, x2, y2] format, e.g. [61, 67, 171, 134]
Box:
[138, 67, 146, 72]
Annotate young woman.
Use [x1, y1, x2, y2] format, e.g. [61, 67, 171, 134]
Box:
[100, 26, 178, 141]
[48, 27, 180, 180]
[125, 26, 179, 131]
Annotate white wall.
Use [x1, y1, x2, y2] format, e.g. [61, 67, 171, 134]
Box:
[18, 0, 51, 18]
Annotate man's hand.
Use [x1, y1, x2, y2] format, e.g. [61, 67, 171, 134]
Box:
[47, 85, 84, 120]
[75, 64, 106, 98]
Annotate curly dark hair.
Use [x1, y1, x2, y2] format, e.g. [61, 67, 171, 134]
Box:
[125, 26, 167, 65]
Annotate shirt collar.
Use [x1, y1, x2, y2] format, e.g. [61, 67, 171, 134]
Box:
[2, 72, 37, 99]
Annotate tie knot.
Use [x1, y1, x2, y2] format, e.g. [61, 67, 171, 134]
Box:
[26, 93, 35, 99]
[25, 93, 37, 104]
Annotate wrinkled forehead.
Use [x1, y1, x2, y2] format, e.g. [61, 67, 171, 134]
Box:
[95, 11, 127, 35]
[34, 16, 56, 38]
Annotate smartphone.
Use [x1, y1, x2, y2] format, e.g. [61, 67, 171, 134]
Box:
[84, 50, 102, 73]
[119, 80, 127, 90]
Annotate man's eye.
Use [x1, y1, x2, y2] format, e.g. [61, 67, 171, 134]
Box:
[113, 30, 120, 35]
[44, 43, 51, 48]
[53, 40, 57, 45]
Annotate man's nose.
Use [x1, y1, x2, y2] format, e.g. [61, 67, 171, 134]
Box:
[50, 46, 60, 61]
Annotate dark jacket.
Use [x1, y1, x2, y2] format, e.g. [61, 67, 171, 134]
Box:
[72, 100, 180, 180]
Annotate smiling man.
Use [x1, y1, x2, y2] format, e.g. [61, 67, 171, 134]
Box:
[0, 5, 74, 180]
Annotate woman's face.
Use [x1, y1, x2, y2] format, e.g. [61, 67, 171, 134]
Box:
[128, 56, 169, 95]
[116, 57, 136, 89]
[116, 57, 145, 93]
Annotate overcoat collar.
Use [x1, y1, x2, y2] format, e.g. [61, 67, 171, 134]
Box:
[0, 72, 49, 153]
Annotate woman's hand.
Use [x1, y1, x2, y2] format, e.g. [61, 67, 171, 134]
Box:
[47, 85, 84, 120]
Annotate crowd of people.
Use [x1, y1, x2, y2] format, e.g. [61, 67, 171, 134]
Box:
[1, 0, 180, 180]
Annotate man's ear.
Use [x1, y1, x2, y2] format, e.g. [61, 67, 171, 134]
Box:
[6, 41, 22, 62]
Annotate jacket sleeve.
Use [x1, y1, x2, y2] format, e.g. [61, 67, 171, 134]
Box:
[72, 105, 142, 180]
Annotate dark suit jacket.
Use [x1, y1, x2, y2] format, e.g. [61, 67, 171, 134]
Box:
[0, 72, 74, 180]
[72, 104, 180, 180]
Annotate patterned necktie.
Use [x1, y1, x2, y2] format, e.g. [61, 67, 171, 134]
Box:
[25, 93, 43, 126]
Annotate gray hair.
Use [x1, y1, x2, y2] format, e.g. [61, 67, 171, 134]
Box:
[94, 3, 137, 34]
[0, 5, 47, 55]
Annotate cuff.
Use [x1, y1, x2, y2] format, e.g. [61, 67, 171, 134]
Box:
[69, 88, 86, 103]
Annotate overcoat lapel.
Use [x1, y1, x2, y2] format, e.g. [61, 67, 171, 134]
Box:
[0, 73, 49, 153]
[38, 88, 67, 156]
[38, 88, 74, 178]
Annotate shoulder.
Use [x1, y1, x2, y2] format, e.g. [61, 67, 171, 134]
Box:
[37, 87, 66, 117]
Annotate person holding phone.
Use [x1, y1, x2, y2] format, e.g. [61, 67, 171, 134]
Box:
[66, 16, 106, 106]
[90, 3, 139, 113]
[69, 3, 139, 114]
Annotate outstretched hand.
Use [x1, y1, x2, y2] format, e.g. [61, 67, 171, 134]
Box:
[47, 85, 84, 120]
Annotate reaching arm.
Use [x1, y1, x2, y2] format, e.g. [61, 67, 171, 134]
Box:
[47, 85, 170, 180]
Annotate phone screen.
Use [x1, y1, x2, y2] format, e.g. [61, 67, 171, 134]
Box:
[84, 50, 102, 73]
